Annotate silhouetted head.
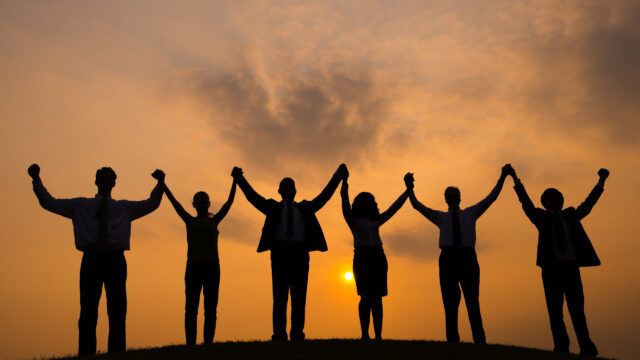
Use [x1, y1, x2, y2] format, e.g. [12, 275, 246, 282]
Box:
[444, 186, 461, 210]
[541, 188, 564, 212]
[192, 191, 211, 214]
[95, 167, 116, 195]
[352, 192, 380, 221]
[278, 177, 297, 202]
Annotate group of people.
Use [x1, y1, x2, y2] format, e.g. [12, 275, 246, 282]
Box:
[28, 162, 609, 357]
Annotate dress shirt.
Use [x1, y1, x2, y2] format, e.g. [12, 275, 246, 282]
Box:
[33, 178, 163, 251]
[276, 201, 305, 242]
[413, 180, 503, 249]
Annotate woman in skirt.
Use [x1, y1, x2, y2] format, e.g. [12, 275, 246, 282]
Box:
[163, 171, 237, 345]
[340, 173, 410, 340]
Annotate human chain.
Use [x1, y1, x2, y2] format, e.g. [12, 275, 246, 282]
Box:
[28, 162, 609, 357]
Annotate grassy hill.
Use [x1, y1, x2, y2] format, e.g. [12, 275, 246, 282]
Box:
[53, 339, 605, 360]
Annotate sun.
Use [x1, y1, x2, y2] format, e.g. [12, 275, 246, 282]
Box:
[343, 271, 354, 281]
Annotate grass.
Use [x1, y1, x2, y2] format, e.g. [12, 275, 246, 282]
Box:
[52, 339, 606, 360]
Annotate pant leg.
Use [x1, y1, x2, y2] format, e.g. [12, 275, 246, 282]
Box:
[78, 253, 103, 356]
[104, 252, 127, 353]
[564, 267, 597, 355]
[541, 267, 570, 352]
[439, 250, 461, 342]
[290, 251, 309, 340]
[459, 251, 486, 344]
[202, 262, 221, 344]
[270, 252, 289, 340]
[184, 263, 202, 345]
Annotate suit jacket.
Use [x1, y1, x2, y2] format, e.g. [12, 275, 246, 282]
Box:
[238, 174, 341, 253]
[513, 182, 603, 268]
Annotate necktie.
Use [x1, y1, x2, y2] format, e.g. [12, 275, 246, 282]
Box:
[452, 210, 462, 248]
[553, 214, 567, 253]
[286, 202, 294, 239]
[97, 196, 108, 245]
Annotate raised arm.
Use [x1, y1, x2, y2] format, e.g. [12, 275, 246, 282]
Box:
[233, 167, 270, 214]
[379, 189, 409, 225]
[163, 182, 192, 222]
[129, 170, 165, 220]
[29, 164, 76, 218]
[575, 168, 608, 220]
[468, 164, 509, 218]
[340, 178, 353, 226]
[212, 178, 237, 224]
[309, 164, 347, 212]
[405, 172, 440, 225]
[511, 169, 541, 224]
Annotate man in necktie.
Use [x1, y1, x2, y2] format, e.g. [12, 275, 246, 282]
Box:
[404, 165, 511, 344]
[232, 164, 347, 341]
[29, 163, 164, 356]
[510, 167, 608, 357]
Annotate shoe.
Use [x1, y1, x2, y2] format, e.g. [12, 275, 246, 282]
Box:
[290, 332, 305, 341]
[271, 334, 288, 341]
[580, 344, 598, 357]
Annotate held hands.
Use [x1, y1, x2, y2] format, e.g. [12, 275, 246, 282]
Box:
[337, 163, 349, 180]
[151, 169, 165, 183]
[28, 163, 40, 180]
[404, 172, 414, 190]
[501, 163, 515, 178]
[231, 166, 243, 180]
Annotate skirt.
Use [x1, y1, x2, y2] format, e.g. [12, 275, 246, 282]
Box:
[353, 246, 388, 297]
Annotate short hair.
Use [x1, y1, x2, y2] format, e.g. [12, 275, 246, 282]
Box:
[444, 186, 460, 198]
[541, 188, 563, 209]
[95, 167, 117, 180]
[279, 177, 296, 189]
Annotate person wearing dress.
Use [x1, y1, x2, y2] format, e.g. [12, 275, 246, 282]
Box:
[340, 173, 409, 340]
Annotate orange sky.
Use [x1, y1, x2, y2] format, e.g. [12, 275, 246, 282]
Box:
[1, 1, 639, 359]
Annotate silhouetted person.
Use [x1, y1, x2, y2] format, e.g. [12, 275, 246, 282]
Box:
[509, 167, 608, 357]
[28, 163, 164, 356]
[340, 172, 409, 340]
[405, 165, 510, 344]
[163, 172, 237, 345]
[231, 164, 347, 341]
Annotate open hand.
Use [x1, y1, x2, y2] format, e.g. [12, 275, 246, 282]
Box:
[151, 169, 165, 182]
[28, 163, 40, 180]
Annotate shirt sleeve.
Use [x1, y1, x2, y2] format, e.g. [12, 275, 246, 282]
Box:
[32, 178, 77, 218]
[126, 183, 164, 220]
[468, 179, 504, 219]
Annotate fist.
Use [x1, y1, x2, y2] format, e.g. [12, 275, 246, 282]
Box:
[337, 163, 349, 179]
[151, 169, 165, 182]
[404, 172, 415, 189]
[231, 166, 243, 179]
[28, 163, 40, 179]
[598, 168, 609, 180]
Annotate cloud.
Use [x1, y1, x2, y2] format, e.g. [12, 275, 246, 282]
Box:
[179, 63, 392, 174]
[383, 223, 441, 261]
[516, 1, 640, 143]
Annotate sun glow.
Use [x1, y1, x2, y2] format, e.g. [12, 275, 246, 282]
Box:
[343, 272, 354, 281]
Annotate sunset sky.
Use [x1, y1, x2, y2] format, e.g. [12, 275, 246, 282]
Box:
[1, 1, 639, 359]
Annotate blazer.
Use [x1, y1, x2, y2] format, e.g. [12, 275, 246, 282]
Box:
[238, 174, 341, 253]
[514, 181, 603, 268]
